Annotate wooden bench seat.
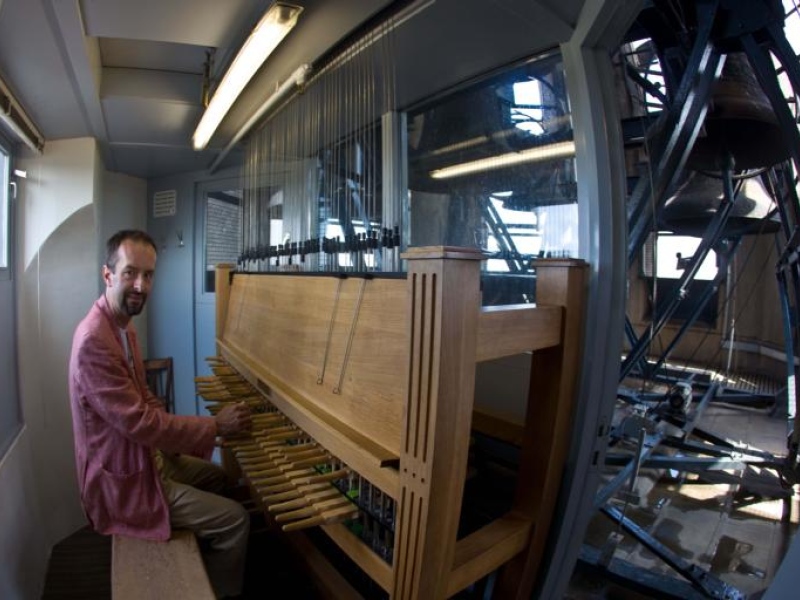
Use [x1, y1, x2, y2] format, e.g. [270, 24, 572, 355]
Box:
[111, 530, 215, 599]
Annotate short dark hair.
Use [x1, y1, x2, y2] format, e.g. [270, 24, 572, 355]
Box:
[105, 229, 158, 270]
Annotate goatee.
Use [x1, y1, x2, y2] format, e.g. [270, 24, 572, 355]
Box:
[124, 293, 146, 316]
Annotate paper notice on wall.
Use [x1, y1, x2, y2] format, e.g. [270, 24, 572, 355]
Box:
[153, 190, 177, 218]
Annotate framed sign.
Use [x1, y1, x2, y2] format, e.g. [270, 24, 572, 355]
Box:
[153, 190, 177, 218]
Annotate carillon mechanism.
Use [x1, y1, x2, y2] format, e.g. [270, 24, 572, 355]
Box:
[209, 251, 589, 599]
[231, 6, 581, 308]
[197, 356, 397, 553]
[195, 363, 263, 412]
[238, 11, 404, 276]
[205, 2, 588, 596]
[688, 52, 788, 171]
[237, 225, 403, 273]
[660, 171, 780, 237]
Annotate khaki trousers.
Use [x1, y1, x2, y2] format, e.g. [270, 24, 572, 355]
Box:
[157, 452, 249, 599]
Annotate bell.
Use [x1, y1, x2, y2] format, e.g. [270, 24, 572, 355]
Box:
[689, 52, 788, 170]
[660, 171, 780, 237]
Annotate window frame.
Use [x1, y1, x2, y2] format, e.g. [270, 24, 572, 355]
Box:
[203, 189, 243, 294]
[0, 132, 21, 460]
[0, 139, 10, 280]
[640, 231, 723, 327]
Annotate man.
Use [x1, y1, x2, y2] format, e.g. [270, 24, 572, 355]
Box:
[68, 229, 252, 599]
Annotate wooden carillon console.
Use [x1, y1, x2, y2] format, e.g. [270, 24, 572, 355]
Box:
[200, 246, 587, 599]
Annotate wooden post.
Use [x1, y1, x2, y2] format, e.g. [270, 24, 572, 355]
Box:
[392, 246, 484, 600]
[215, 263, 235, 354]
[496, 258, 588, 598]
[214, 263, 238, 477]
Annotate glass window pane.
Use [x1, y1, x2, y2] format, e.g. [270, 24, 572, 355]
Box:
[642, 233, 718, 281]
[0, 145, 8, 268]
[0, 141, 19, 459]
[204, 191, 242, 293]
[406, 52, 576, 305]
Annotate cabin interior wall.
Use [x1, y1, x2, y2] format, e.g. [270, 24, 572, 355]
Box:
[145, 165, 241, 417]
[99, 170, 148, 350]
[0, 137, 147, 599]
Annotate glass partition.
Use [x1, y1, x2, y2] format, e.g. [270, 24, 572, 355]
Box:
[406, 51, 576, 305]
[240, 48, 576, 307]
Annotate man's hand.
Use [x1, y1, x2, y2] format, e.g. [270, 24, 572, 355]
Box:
[214, 402, 252, 437]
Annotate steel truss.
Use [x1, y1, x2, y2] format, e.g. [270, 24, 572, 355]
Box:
[582, 1, 800, 597]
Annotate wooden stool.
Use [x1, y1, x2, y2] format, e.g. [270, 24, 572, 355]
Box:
[111, 530, 214, 599]
[143, 357, 175, 413]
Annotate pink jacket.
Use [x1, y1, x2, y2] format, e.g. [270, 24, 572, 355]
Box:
[68, 295, 216, 541]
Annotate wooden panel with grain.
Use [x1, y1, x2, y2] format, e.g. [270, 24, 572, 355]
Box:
[111, 531, 214, 600]
[213, 254, 589, 600]
[476, 304, 562, 362]
[221, 274, 408, 458]
[448, 515, 532, 596]
[392, 247, 484, 600]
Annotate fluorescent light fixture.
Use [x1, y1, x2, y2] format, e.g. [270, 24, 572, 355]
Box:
[430, 140, 576, 180]
[192, 2, 302, 150]
[209, 63, 310, 172]
[0, 76, 44, 154]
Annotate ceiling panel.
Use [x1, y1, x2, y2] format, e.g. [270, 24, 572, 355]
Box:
[79, 0, 270, 47]
[0, 0, 89, 139]
[101, 68, 200, 104]
[103, 98, 201, 146]
[99, 38, 207, 74]
[109, 144, 218, 179]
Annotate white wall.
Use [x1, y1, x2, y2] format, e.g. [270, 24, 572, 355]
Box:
[0, 137, 147, 599]
[17, 138, 98, 271]
[101, 170, 149, 351]
[147, 166, 241, 416]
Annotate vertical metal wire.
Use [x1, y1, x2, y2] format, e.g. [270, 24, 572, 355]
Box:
[241, 17, 398, 274]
